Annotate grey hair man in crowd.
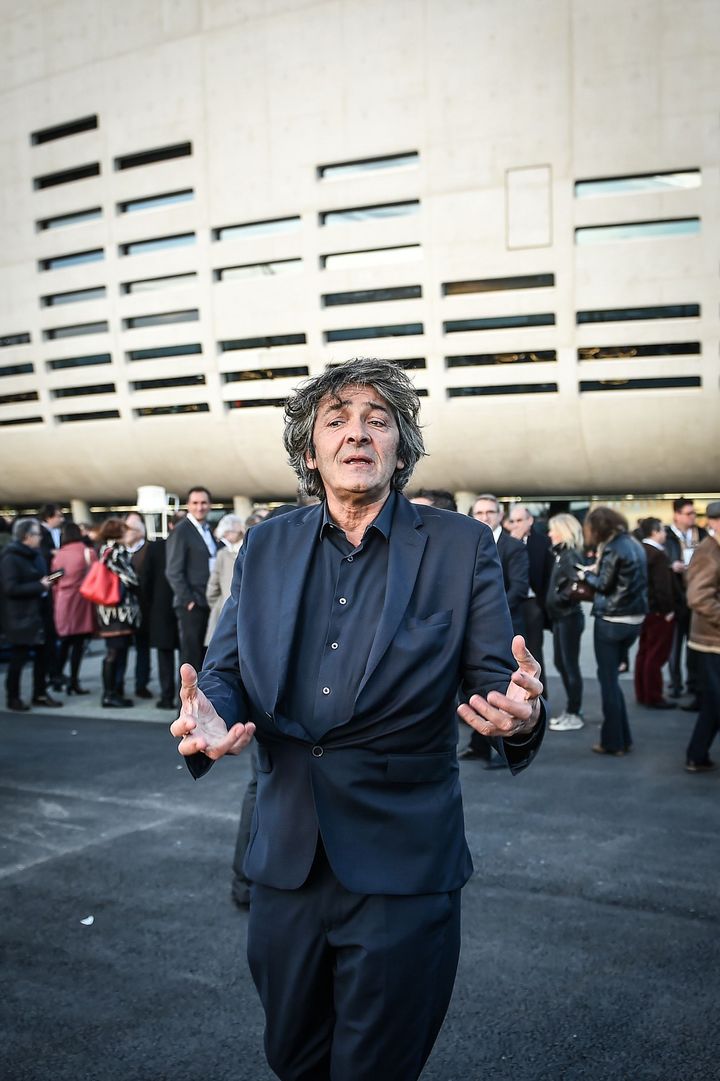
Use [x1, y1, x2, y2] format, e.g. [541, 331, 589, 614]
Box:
[170, 357, 545, 1081]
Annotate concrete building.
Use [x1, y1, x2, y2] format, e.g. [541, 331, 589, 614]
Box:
[0, 0, 718, 509]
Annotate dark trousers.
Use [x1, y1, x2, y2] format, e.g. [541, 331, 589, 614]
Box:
[102, 636, 131, 697]
[6, 645, 46, 703]
[156, 648, 177, 703]
[115, 631, 151, 694]
[522, 596, 546, 687]
[58, 634, 90, 687]
[176, 606, 208, 673]
[686, 651, 720, 764]
[552, 609, 584, 715]
[594, 618, 642, 753]
[247, 840, 461, 1081]
[668, 607, 700, 695]
[634, 614, 675, 705]
[42, 606, 62, 688]
[231, 744, 259, 902]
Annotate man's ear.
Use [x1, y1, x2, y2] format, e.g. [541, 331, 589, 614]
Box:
[305, 448, 316, 470]
[396, 458, 405, 471]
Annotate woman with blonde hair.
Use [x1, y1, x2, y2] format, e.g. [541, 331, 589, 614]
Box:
[546, 513, 587, 732]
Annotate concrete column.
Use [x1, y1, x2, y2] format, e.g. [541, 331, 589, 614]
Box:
[455, 491, 477, 516]
[70, 498, 91, 523]
[233, 495, 253, 521]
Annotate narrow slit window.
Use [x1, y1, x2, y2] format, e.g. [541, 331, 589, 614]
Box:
[446, 350, 557, 367]
[448, 383, 558, 398]
[127, 344, 201, 361]
[322, 285, 421, 307]
[118, 190, 194, 213]
[443, 274, 554, 295]
[1, 333, 31, 347]
[575, 170, 701, 198]
[0, 391, 40, 405]
[576, 304, 700, 324]
[321, 245, 421, 270]
[40, 249, 104, 271]
[444, 314, 555, 333]
[132, 375, 206, 391]
[215, 259, 302, 281]
[134, 403, 209, 417]
[123, 309, 199, 330]
[120, 233, 195, 256]
[42, 287, 106, 307]
[37, 208, 102, 231]
[324, 323, 423, 343]
[213, 217, 301, 241]
[579, 377, 701, 392]
[115, 142, 192, 170]
[0, 363, 34, 377]
[320, 200, 419, 226]
[31, 115, 98, 145]
[578, 342, 701, 360]
[575, 219, 700, 244]
[318, 151, 419, 180]
[33, 164, 100, 189]
[122, 272, 197, 294]
[227, 398, 287, 410]
[47, 354, 111, 371]
[0, 415, 43, 427]
[220, 334, 306, 352]
[43, 321, 109, 340]
[223, 366, 310, 383]
[52, 383, 115, 398]
[57, 409, 121, 422]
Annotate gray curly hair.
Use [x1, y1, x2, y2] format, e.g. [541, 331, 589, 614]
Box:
[283, 358, 426, 498]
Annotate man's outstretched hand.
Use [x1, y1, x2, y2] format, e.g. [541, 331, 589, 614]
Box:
[457, 636, 543, 740]
[170, 663, 256, 760]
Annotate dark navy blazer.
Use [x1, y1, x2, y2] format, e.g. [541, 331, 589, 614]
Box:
[193, 496, 545, 895]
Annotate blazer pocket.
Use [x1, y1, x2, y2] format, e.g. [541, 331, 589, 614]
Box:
[404, 609, 453, 631]
[385, 750, 454, 783]
[256, 745, 273, 773]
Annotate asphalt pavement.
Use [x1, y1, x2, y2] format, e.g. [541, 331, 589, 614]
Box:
[1, 637, 718, 1081]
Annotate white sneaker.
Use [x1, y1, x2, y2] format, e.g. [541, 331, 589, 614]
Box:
[550, 713, 584, 731]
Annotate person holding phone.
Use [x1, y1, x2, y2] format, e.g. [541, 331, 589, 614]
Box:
[0, 517, 63, 711]
[51, 522, 98, 694]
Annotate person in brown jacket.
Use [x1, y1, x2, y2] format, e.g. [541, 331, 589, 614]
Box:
[684, 502, 720, 772]
[634, 518, 679, 709]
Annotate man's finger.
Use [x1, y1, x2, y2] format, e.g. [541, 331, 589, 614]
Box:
[180, 662, 198, 690]
[205, 722, 257, 760]
[511, 635, 540, 675]
[509, 669, 543, 698]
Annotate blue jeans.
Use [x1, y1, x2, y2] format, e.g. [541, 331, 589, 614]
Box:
[594, 618, 641, 753]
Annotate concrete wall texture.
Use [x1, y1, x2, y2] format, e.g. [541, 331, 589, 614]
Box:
[0, 0, 718, 504]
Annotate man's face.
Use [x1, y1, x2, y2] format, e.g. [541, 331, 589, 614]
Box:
[674, 503, 696, 529]
[124, 513, 145, 546]
[187, 490, 211, 522]
[24, 526, 42, 549]
[507, 508, 533, 540]
[305, 384, 404, 504]
[472, 499, 502, 531]
[47, 511, 64, 529]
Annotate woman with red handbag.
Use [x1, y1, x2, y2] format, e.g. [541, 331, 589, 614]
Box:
[94, 518, 141, 708]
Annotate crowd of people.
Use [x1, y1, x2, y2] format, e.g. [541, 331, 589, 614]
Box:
[0, 493, 718, 776]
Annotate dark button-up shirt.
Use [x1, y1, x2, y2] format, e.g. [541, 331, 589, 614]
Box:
[279, 491, 396, 741]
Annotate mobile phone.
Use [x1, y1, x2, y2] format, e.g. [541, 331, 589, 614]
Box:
[46, 569, 65, 582]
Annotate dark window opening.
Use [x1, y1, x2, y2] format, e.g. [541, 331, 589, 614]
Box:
[132, 375, 206, 391]
[122, 272, 197, 293]
[57, 410, 121, 422]
[220, 334, 306, 351]
[127, 344, 202, 361]
[120, 233, 195, 256]
[227, 398, 287, 410]
[0, 363, 34, 378]
[123, 309, 199, 329]
[579, 377, 701, 392]
[0, 391, 39, 405]
[0, 415, 43, 427]
[52, 384, 115, 399]
[324, 323, 423, 343]
[42, 287, 106, 306]
[448, 383, 558, 398]
[446, 350, 557, 367]
[0, 333, 31, 347]
[115, 142, 192, 170]
[47, 354, 111, 371]
[118, 189, 194, 213]
[134, 403, 210, 417]
[318, 151, 419, 180]
[223, 366, 310, 383]
[322, 285, 422, 307]
[575, 170, 701, 198]
[37, 207, 102, 230]
[443, 274, 554, 295]
[31, 115, 98, 145]
[39, 249, 104, 271]
[320, 200, 419, 226]
[576, 304, 700, 324]
[43, 321, 109, 340]
[33, 163, 100, 189]
[578, 342, 701, 360]
[444, 314, 555, 333]
[213, 217, 301, 241]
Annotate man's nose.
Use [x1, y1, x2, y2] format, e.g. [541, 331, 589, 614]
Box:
[346, 422, 370, 443]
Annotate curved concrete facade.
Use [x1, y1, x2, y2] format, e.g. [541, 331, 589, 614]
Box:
[0, 0, 718, 503]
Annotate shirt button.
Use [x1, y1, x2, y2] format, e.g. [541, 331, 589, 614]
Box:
[339, 597, 347, 605]
[330, 642, 339, 650]
[346, 555, 354, 562]
[322, 686, 331, 695]
[312, 745, 324, 758]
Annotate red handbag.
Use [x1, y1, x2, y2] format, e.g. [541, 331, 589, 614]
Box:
[79, 559, 122, 606]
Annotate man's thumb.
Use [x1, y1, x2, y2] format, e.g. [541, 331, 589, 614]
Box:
[180, 662, 198, 690]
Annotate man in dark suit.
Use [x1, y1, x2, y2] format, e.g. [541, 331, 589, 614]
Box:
[664, 497, 707, 705]
[170, 359, 545, 1081]
[507, 503, 553, 685]
[165, 487, 217, 673]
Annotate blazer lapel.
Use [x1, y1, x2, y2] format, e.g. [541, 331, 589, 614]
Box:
[355, 497, 427, 701]
[271, 506, 322, 711]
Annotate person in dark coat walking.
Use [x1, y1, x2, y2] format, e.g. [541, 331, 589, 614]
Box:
[0, 518, 63, 711]
[139, 513, 183, 709]
[635, 518, 679, 709]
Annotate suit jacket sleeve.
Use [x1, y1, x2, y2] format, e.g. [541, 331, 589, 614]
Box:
[461, 527, 545, 774]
